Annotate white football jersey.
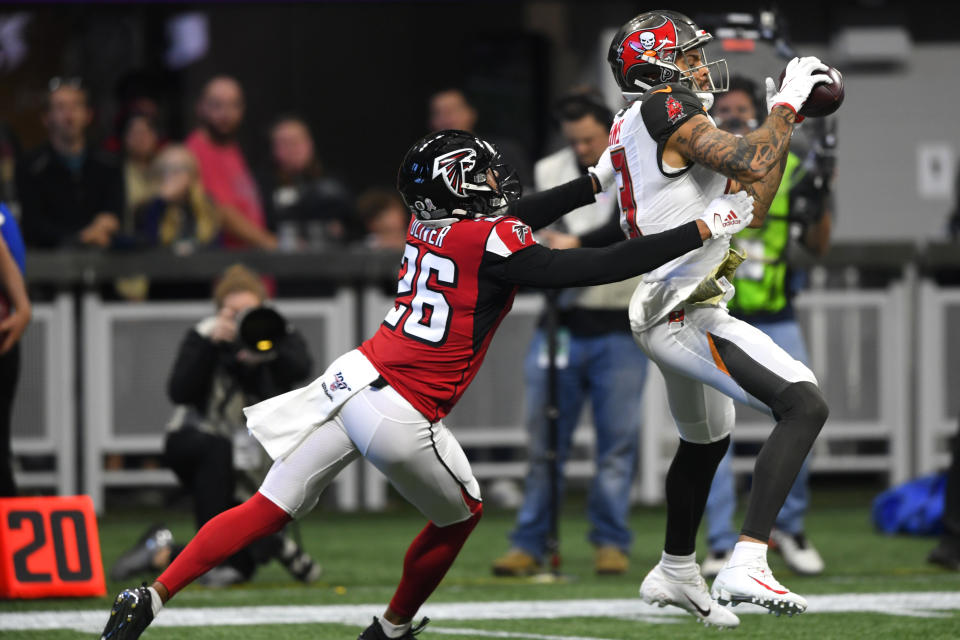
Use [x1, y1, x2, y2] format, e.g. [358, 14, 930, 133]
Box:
[608, 83, 731, 332]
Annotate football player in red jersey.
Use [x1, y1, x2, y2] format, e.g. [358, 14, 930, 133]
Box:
[100, 129, 754, 640]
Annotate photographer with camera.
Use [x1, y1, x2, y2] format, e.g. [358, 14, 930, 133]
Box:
[111, 264, 321, 586]
[700, 75, 834, 579]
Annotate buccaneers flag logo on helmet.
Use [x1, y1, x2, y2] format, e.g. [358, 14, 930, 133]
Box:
[616, 17, 679, 82]
[433, 148, 477, 198]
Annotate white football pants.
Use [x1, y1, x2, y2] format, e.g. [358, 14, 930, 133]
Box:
[259, 383, 481, 527]
[634, 304, 818, 444]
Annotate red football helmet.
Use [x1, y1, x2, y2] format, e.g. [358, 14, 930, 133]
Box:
[608, 10, 728, 101]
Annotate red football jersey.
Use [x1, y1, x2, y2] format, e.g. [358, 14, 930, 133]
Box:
[359, 214, 536, 422]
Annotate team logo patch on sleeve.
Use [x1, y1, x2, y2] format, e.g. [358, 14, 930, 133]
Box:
[666, 95, 685, 123]
[486, 219, 537, 257]
[512, 221, 531, 245]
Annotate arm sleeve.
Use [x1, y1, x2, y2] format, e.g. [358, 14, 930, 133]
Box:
[506, 174, 595, 231]
[640, 84, 706, 145]
[167, 330, 219, 406]
[487, 221, 703, 288]
[578, 207, 625, 248]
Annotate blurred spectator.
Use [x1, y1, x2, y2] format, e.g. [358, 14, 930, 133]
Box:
[428, 88, 532, 188]
[186, 75, 277, 250]
[701, 76, 832, 578]
[116, 145, 220, 300]
[356, 188, 408, 251]
[258, 116, 354, 251]
[18, 78, 123, 249]
[139, 145, 220, 252]
[0, 202, 28, 497]
[492, 92, 647, 577]
[120, 111, 163, 234]
[111, 264, 319, 586]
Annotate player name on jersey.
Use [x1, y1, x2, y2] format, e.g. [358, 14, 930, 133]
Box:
[409, 219, 453, 248]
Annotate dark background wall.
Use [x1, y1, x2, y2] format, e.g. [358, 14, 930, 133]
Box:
[3, 1, 959, 203]
[2, 2, 550, 191]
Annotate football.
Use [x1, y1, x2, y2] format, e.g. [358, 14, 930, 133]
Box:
[777, 64, 845, 118]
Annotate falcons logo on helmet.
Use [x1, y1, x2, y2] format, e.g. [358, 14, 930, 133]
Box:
[433, 148, 477, 198]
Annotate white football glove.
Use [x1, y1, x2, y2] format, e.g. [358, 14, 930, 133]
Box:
[769, 56, 832, 120]
[765, 77, 802, 129]
[699, 191, 754, 239]
[764, 77, 779, 115]
[587, 147, 616, 191]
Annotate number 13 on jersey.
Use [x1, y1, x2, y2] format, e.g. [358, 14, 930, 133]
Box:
[610, 146, 642, 239]
[383, 243, 458, 345]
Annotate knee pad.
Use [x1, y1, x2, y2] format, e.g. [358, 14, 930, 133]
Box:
[770, 381, 829, 427]
[439, 498, 483, 529]
[675, 407, 734, 444]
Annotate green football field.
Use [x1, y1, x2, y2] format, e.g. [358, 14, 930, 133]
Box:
[2, 488, 960, 639]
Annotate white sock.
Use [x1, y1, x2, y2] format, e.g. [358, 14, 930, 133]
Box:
[659, 551, 699, 580]
[146, 586, 163, 617]
[378, 617, 411, 639]
[728, 541, 767, 567]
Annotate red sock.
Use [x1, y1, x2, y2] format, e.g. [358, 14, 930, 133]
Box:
[157, 492, 291, 598]
[388, 493, 482, 619]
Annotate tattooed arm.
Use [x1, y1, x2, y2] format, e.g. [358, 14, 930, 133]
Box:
[665, 105, 796, 225]
[732, 151, 789, 226]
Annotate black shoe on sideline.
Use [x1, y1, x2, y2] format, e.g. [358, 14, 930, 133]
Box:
[110, 524, 175, 581]
[928, 540, 960, 571]
[277, 536, 323, 583]
[357, 616, 430, 639]
[100, 585, 154, 639]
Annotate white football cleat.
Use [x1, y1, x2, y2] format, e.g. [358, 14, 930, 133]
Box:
[770, 528, 825, 576]
[640, 562, 740, 628]
[711, 555, 808, 616]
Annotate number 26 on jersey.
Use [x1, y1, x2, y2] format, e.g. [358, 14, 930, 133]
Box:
[383, 243, 457, 345]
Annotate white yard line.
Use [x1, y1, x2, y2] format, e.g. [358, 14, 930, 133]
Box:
[1, 591, 959, 633]
[430, 628, 617, 640]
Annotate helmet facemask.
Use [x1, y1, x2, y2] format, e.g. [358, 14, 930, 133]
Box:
[677, 45, 730, 101]
[487, 154, 522, 210]
[458, 148, 522, 217]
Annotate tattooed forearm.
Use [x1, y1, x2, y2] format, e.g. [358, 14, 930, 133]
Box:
[738, 150, 789, 226]
[672, 106, 795, 184]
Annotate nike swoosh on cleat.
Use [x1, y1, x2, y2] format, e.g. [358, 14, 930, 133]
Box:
[684, 594, 711, 617]
[749, 576, 789, 594]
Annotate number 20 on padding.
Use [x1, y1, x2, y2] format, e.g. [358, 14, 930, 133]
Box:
[0, 495, 106, 598]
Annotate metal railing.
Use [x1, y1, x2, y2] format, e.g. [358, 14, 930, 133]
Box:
[10, 294, 75, 496]
[13, 242, 960, 511]
[79, 293, 357, 512]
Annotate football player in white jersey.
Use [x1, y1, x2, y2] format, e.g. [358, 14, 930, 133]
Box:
[603, 9, 834, 626]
